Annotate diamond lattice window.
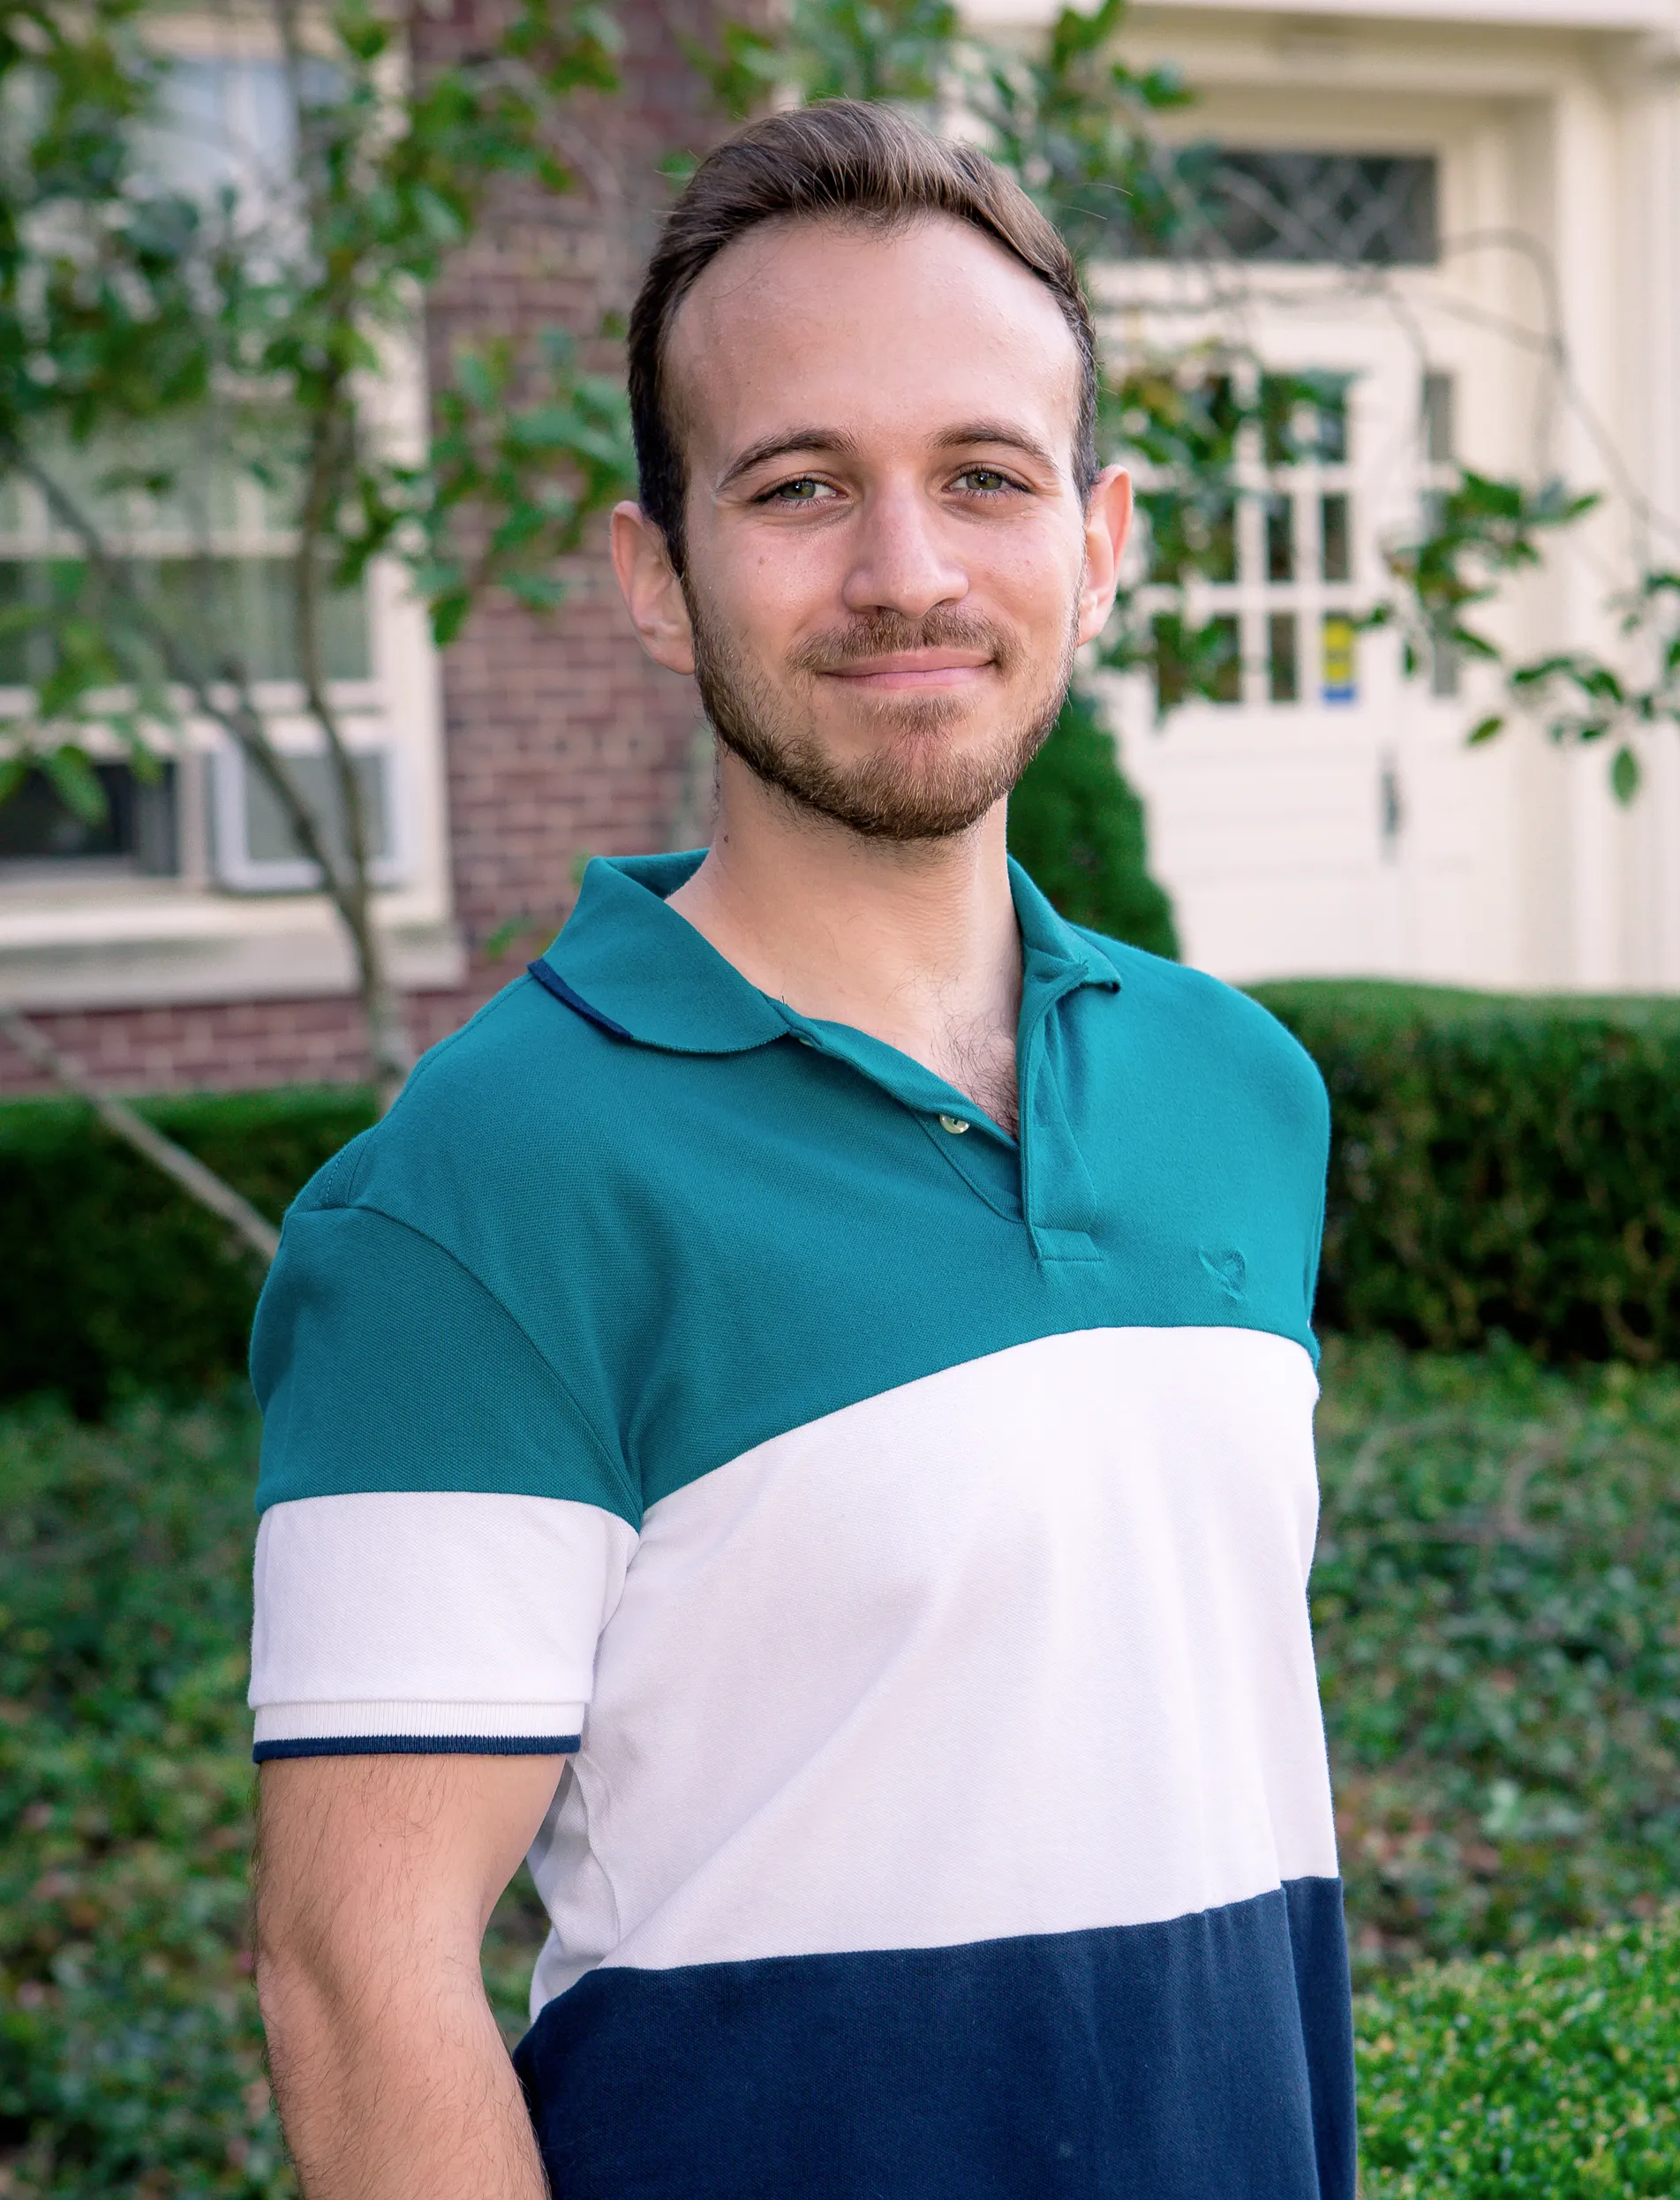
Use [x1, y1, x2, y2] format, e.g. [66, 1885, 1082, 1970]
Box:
[1127, 150, 1439, 267]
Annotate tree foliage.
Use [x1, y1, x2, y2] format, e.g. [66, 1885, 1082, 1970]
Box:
[0, 0, 633, 1103]
[5, 0, 1673, 1119]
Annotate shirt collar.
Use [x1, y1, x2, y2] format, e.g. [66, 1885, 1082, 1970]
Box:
[535, 849, 1120, 1058]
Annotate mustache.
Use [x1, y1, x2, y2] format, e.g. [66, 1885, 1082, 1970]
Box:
[787, 609, 1018, 678]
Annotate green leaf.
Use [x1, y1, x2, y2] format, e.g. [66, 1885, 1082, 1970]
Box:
[1466, 716, 1505, 745]
[41, 745, 109, 825]
[1610, 744, 1642, 804]
[430, 589, 472, 648]
[503, 570, 568, 614]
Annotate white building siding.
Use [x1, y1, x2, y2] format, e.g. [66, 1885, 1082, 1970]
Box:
[1017, 0, 1680, 991]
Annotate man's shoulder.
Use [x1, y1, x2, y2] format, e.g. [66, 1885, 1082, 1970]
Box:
[1074, 926, 1330, 1140]
[289, 968, 641, 1232]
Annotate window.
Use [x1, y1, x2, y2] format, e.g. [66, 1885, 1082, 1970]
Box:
[212, 747, 403, 893]
[0, 763, 177, 873]
[1419, 372, 1459, 697]
[0, 30, 456, 1013]
[1140, 373, 1362, 712]
[0, 56, 388, 884]
[1122, 151, 1439, 267]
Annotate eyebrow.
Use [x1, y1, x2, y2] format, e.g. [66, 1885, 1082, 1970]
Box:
[715, 418, 1060, 493]
[934, 421, 1059, 471]
[717, 428, 861, 493]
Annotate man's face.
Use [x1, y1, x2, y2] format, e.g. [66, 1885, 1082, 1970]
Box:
[629, 214, 1127, 842]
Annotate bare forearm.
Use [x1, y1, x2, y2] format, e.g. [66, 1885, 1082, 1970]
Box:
[261, 1960, 546, 2200]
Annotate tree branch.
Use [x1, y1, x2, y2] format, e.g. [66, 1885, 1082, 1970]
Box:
[0, 1007, 280, 1266]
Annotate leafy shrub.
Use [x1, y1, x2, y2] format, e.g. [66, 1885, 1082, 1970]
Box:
[1314, 1337, 1680, 1978]
[0, 1391, 542, 2197]
[1254, 980, 1680, 1362]
[12, 976, 1680, 1416]
[0, 1395, 284, 2196]
[0, 1088, 373, 1415]
[1008, 685, 1180, 959]
[5, 1345, 1680, 2190]
[1357, 1910, 1680, 2196]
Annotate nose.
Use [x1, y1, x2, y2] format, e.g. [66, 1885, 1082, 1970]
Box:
[840, 479, 969, 622]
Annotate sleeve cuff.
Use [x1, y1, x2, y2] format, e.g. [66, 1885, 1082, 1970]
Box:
[252, 1699, 585, 1762]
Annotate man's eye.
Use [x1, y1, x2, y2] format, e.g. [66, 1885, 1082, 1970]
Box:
[760, 478, 837, 504]
[953, 467, 1021, 496]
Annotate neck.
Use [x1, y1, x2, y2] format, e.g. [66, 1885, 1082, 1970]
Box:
[667, 749, 1024, 1130]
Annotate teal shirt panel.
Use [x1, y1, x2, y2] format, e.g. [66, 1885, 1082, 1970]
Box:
[252, 859, 1330, 1523]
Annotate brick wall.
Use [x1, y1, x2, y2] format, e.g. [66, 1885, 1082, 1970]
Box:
[0, 0, 715, 1099]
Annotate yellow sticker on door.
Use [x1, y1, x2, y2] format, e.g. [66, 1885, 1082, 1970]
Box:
[1322, 614, 1357, 704]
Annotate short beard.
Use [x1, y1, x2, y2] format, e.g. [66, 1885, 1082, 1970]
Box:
[686, 591, 1076, 843]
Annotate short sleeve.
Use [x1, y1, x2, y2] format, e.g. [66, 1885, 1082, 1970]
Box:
[247, 1201, 638, 1762]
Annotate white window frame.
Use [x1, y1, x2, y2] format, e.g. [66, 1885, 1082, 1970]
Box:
[0, 14, 462, 1014]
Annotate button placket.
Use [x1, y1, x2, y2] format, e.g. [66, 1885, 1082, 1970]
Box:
[1016, 966, 1103, 1263]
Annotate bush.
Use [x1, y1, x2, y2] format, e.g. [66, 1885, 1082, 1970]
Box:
[1254, 980, 1680, 1362]
[1356, 1910, 1680, 2195]
[1314, 1337, 1680, 1978]
[12, 971, 1680, 1414]
[0, 1088, 373, 1414]
[4, 1346, 1679, 2189]
[0, 1394, 284, 2195]
[1008, 685, 1180, 959]
[0, 1391, 542, 2197]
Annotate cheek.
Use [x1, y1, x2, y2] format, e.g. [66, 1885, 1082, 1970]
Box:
[978, 524, 1086, 635]
[712, 531, 847, 654]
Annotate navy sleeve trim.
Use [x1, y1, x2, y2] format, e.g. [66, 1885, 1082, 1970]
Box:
[253, 1733, 582, 1763]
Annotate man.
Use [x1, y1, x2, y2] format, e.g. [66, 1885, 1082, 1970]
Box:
[252, 99, 1352, 2200]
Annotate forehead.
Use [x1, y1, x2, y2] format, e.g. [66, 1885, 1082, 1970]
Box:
[664, 213, 1083, 472]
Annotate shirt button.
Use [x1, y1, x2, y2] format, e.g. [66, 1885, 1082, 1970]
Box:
[938, 1114, 971, 1135]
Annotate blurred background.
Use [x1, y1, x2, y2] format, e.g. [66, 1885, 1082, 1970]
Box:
[3, 0, 1679, 2192]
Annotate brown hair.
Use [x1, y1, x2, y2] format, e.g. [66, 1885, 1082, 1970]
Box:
[627, 100, 1099, 573]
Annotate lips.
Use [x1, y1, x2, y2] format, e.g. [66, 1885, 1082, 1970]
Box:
[822, 652, 994, 688]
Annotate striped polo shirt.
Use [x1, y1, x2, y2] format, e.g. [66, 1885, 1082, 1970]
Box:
[249, 848, 1354, 2200]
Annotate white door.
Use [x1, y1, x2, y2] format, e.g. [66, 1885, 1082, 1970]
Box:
[1105, 295, 1490, 987]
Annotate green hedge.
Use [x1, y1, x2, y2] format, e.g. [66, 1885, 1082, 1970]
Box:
[1357, 1912, 1680, 2195]
[9, 977, 1680, 1411]
[0, 1087, 373, 1415]
[1315, 1337, 1680, 1976]
[6, 1360, 1680, 2193]
[1254, 981, 1680, 1363]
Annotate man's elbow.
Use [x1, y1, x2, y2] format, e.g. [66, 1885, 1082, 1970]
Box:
[255, 1908, 339, 2083]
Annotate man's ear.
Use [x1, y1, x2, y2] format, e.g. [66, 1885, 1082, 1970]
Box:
[611, 502, 696, 675]
[1076, 464, 1134, 648]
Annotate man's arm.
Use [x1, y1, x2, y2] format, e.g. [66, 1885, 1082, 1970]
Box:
[255, 1752, 565, 2200]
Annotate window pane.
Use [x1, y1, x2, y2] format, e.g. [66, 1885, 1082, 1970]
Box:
[1269, 613, 1299, 704]
[1172, 151, 1438, 266]
[1265, 495, 1294, 583]
[1140, 492, 1238, 587]
[243, 750, 388, 869]
[0, 562, 29, 684]
[135, 558, 370, 682]
[1322, 614, 1358, 704]
[1314, 390, 1349, 465]
[0, 761, 175, 870]
[1153, 614, 1241, 709]
[1422, 373, 1454, 464]
[1321, 493, 1352, 583]
[1202, 496, 1238, 586]
[1262, 376, 1350, 465]
[1208, 615, 1241, 704]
